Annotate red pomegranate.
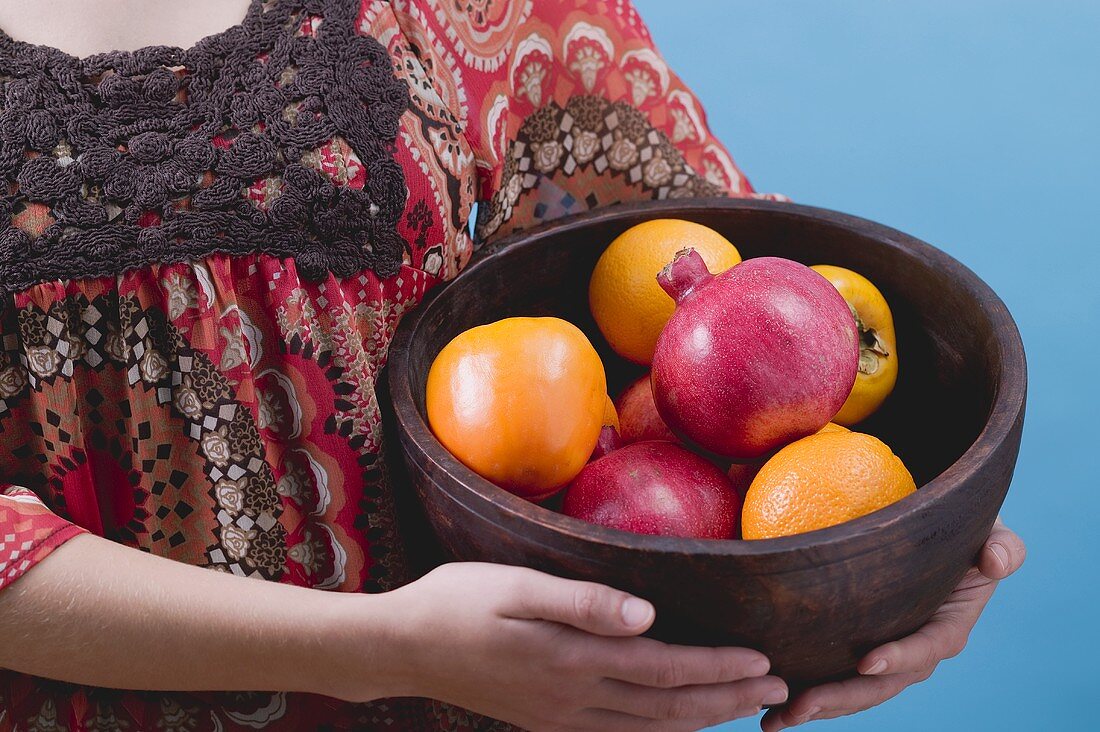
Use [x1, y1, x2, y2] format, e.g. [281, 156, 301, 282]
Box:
[562, 428, 741, 539]
[652, 250, 858, 459]
[615, 374, 678, 444]
[726, 461, 762, 503]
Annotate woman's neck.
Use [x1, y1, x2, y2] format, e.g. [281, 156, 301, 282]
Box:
[0, 0, 254, 58]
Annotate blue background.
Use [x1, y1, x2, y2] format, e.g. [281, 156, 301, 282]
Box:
[632, 1, 1099, 730]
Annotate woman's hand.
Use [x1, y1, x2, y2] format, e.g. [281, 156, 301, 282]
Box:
[380, 562, 789, 732]
[0, 534, 783, 729]
[760, 519, 1026, 731]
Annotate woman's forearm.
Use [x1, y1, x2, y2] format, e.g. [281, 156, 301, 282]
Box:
[0, 538, 793, 728]
[0, 533, 395, 701]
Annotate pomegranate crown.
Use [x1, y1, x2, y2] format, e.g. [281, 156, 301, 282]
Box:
[656, 247, 714, 303]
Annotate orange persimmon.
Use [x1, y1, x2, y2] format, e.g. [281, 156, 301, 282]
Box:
[426, 317, 607, 500]
[811, 265, 899, 425]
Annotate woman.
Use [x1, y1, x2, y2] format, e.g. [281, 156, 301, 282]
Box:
[0, 1, 1025, 730]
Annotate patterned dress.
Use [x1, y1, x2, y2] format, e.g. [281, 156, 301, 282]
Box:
[0, 1, 772, 729]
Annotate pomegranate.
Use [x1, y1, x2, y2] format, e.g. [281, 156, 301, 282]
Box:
[562, 428, 741, 539]
[727, 462, 762, 503]
[615, 374, 678, 444]
[652, 250, 858, 459]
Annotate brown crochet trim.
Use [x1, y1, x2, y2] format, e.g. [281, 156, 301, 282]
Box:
[0, 0, 410, 292]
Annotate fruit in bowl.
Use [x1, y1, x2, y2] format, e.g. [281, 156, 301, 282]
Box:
[652, 250, 859, 459]
[425, 316, 606, 500]
[742, 430, 916, 540]
[562, 428, 742, 539]
[811, 264, 900, 426]
[386, 199, 1026, 685]
[424, 224, 897, 541]
[589, 219, 742, 365]
[615, 374, 678, 444]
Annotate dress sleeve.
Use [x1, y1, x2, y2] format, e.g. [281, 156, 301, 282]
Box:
[392, 0, 780, 244]
[0, 484, 85, 592]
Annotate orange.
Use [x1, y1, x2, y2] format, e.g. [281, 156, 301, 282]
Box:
[741, 431, 915, 539]
[727, 423, 848, 498]
[589, 219, 741, 365]
[426, 317, 607, 500]
[811, 265, 898, 425]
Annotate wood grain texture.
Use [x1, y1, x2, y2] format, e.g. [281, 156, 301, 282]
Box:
[384, 198, 1027, 686]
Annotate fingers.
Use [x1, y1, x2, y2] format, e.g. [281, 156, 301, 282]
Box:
[502, 570, 655, 637]
[859, 573, 995, 677]
[591, 635, 775, 688]
[597, 677, 786, 722]
[803, 547, 1010, 730]
[977, 517, 1026, 580]
[759, 672, 923, 731]
[859, 619, 968, 678]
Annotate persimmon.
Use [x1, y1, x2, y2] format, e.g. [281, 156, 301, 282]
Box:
[426, 317, 607, 500]
[601, 395, 620, 432]
[811, 265, 899, 425]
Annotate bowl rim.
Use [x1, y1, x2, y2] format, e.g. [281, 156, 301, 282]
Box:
[387, 198, 1027, 559]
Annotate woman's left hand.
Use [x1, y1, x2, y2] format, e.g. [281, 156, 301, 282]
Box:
[761, 518, 1026, 731]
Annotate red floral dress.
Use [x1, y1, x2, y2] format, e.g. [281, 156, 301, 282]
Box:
[0, 1, 772, 729]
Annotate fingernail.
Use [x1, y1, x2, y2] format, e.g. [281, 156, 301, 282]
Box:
[748, 657, 771, 676]
[764, 688, 788, 705]
[621, 597, 653, 628]
[864, 658, 888, 675]
[990, 542, 1010, 574]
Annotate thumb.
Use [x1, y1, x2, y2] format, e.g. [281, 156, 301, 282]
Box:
[977, 517, 1026, 580]
[503, 570, 655, 637]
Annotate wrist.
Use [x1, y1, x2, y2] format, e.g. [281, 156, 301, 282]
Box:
[290, 589, 408, 702]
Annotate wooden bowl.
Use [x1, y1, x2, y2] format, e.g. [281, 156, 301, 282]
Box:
[385, 198, 1026, 686]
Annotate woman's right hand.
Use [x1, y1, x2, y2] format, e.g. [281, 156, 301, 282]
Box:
[377, 562, 788, 731]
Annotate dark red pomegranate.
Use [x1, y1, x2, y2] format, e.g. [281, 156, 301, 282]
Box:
[652, 250, 858, 459]
[562, 428, 741, 539]
[726, 461, 762, 503]
[616, 374, 678, 444]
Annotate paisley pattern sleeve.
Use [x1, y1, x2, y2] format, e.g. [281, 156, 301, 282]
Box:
[392, 0, 772, 244]
[0, 485, 86, 592]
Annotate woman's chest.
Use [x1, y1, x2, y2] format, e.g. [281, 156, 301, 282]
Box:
[0, 0, 476, 295]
